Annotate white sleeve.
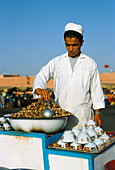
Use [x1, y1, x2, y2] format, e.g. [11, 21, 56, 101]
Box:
[33, 58, 56, 98]
[90, 63, 105, 110]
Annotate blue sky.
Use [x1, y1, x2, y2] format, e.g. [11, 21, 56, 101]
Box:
[0, 0, 115, 76]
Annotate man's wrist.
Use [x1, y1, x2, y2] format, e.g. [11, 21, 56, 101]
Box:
[95, 111, 101, 115]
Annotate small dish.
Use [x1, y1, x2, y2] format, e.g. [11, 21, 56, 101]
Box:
[87, 126, 97, 141]
[77, 127, 92, 144]
[94, 126, 103, 136]
[61, 130, 76, 143]
[84, 142, 97, 152]
[70, 141, 82, 150]
[0, 117, 7, 124]
[0, 125, 3, 130]
[57, 139, 67, 148]
[72, 127, 81, 137]
[85, 120, 96, 128]
[100, 132, 110, 144]
[94, 138, 104, 150]
[3, 123, 12, 131]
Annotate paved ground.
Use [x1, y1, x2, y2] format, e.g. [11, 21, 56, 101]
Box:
[0, 105, 115, 132]
[101, 105, 115, 132]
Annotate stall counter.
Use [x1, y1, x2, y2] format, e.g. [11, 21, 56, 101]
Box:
[46, 142, 115, 170]
[0, 130, 62, 170]
[0, 130, 114, 170]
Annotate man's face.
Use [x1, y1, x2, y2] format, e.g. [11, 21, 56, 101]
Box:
[65, 37, 84, 58]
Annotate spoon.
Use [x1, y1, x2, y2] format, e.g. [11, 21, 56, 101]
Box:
[42, 98, 55, 118]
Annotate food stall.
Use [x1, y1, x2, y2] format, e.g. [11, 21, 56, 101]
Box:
[0, 99, 115, 170]
[46, 132, 115, 170]
[0, 130, 63, 170]
[0, 130, 114, 170]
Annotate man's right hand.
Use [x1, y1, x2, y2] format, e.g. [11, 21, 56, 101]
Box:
[35, 88, 50, 101]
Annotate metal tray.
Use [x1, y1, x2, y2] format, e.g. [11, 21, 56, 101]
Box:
[47, 136, 115, 154]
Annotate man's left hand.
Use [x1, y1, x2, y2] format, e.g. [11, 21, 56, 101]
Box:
[94, 112, 102, 127]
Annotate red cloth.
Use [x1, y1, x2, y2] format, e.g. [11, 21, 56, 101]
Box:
[104, 65, 109, 68]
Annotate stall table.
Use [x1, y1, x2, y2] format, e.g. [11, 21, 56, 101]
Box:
[0, 130, 62, 170]
[47, 137, 115, 170]
[0, 130, 114, 170]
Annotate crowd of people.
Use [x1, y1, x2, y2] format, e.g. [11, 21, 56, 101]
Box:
[0, 91, 33, 108]
[0, 88, 115, 109]
[104, 89, 115, 106]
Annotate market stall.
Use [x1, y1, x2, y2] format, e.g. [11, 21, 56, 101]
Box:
[0, 99, 115, 170]
[0, 130, 114, 170]
[47, 131, 115, 170]
[0, 130, 62, 170]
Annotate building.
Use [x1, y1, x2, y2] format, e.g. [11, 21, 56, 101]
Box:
[0, 73, 115, 92]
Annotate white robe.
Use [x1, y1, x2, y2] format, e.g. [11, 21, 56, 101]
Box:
[33, 52, 105, 129]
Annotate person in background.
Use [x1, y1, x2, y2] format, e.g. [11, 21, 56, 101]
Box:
[23, 92, 27, 106]
[9, 95, 13, 108]
[12, 94, 16, 107]
[1, 92, 5, 108]
[33, 22, 105, 129]
[17, 93, 21, 107]
[104, 90, 108, 106]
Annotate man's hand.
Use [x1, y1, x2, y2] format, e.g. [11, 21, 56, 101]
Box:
[94, 112, 102, 127]
[35, 88, 50, 101]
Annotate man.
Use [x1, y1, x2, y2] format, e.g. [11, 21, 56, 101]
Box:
[33, 23, 105, 129]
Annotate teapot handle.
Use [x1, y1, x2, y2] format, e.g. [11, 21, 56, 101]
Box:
[90, 108, 94, 120]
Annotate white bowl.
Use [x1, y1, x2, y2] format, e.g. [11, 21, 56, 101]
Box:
[5, 114, 69, 133]
[94, 126, 103, 136]
[61, 130, 76, 143]
[0, 117, 7, 124]
[57, 139, 67, 148]
[87, 126, 97, 141]
[100, 132, 111, 144]
[94, 138, 104, 150]
[86, 120, 96, 128]
[0, 125, 3, 130]
[84, 142, 97, 152]
[77, 131, 92, 144]
[70, 141, 82, 150]
[3, 123, 12, 131]
[72, 127, 81, 137]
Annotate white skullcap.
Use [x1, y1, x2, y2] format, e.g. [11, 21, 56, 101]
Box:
[65, 23, 84, 35]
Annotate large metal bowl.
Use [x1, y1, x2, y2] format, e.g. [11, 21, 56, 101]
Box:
[4, 114, 70, 133]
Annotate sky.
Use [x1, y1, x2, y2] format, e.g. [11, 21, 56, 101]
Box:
[0, 0, 115, 77]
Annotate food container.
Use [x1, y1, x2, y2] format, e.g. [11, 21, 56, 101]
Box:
[0, 124, 3, 130]
[94, 138, 104, 150]
[94, 126, 103, 136]
[0, 117, 7, 124]
[84, 142, 97, 152]
[4, 114, 70, 133]
[72, 127, 81, 137]
[87, 126, 97, 141]
[61, 130, 76, 143]
[57, 140, 67, 148]
[3, 123, 12, 131]
[4, 99, 72, 133]
[70, 141, 82, 150]
[77, 127, 92, 144]
[107, 132, 115, 137]
[85, 120, 96, 128]
[100, 132, 111, 144]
